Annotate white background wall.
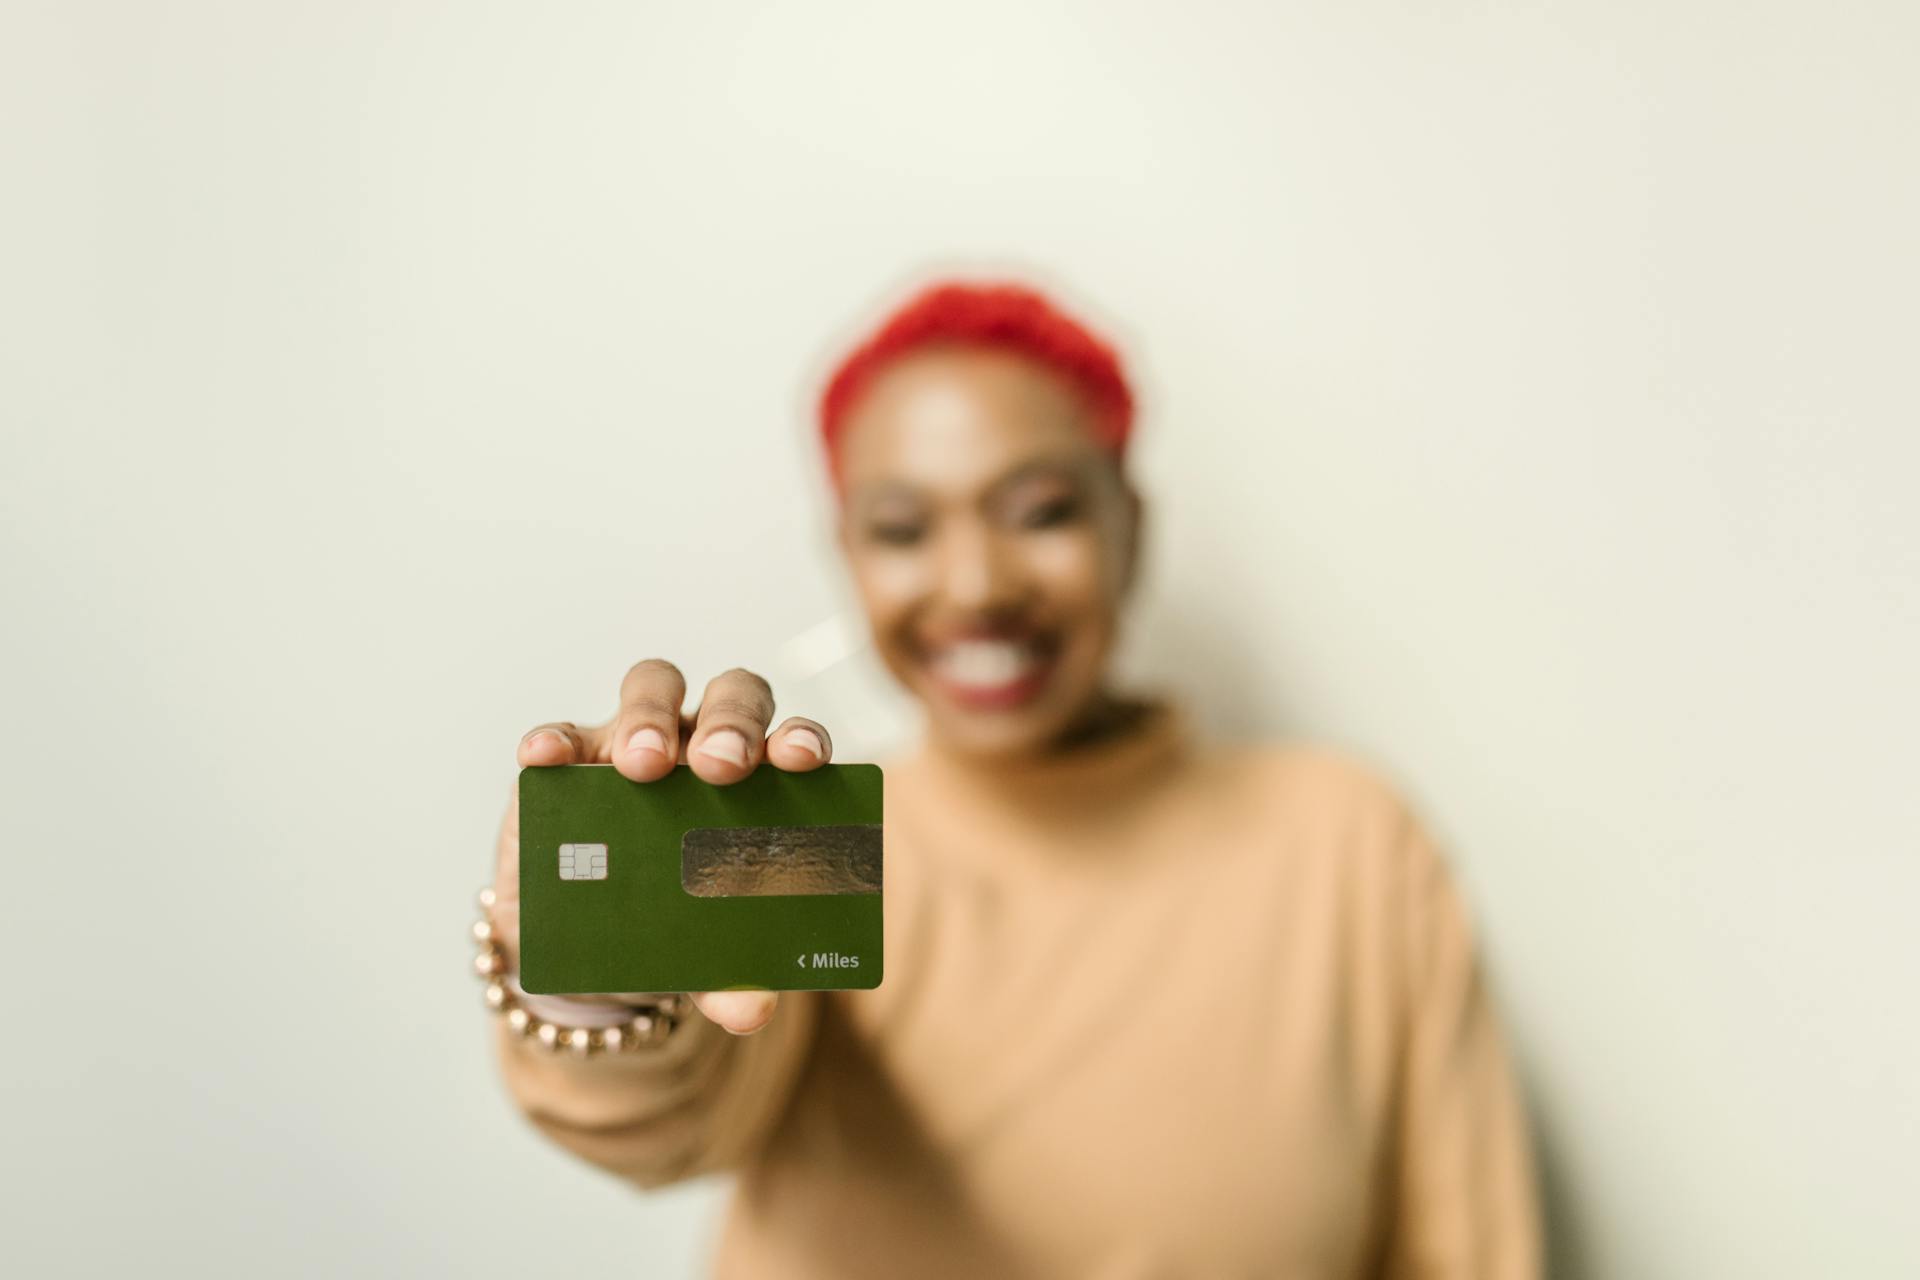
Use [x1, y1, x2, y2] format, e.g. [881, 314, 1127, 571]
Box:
[4, 3, 1915, 1276]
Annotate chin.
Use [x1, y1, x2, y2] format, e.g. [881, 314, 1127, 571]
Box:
[911, 658, 1109, 759]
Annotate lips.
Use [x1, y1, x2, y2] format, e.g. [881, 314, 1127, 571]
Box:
[920, 633, 1059, 710]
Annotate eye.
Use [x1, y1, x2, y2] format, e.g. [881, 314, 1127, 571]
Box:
[865, 518, 925, 547]
[1015, 495, 1081, 529]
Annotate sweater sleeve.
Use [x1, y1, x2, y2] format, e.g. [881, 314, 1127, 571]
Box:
[492, 989, 824, 1191]
[1378, 794, 1544, 1280]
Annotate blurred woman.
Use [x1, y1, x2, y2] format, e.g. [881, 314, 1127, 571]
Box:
[478, 279, 1542, 1278]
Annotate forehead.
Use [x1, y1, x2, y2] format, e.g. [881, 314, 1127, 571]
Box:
[836, 346, 1105, 497]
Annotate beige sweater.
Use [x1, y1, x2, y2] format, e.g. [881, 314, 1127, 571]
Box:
[493, 702, 1542, 1278]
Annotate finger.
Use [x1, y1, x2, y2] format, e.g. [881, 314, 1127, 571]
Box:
[691, 990, 780, 1035]
[687, 668, 775, 784]
[610, 658, 687, 782]
[765, 716, 833, 772]
[517, 721, 596, 767]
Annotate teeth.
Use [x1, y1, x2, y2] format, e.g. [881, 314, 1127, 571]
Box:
[930, 639, 1038, 687]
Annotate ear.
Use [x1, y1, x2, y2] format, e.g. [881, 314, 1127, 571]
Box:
[833, 494, 853, 557]
[1118, 482, 1146, 598]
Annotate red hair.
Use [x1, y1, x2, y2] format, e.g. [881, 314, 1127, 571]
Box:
[817, 280, 1135, 484]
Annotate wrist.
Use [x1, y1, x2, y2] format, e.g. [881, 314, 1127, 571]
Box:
[504, 974, 653, 1027]
[472, 886, 685, 1056]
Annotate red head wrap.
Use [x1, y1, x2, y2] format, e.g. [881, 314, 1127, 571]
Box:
[817, 280, 1135, 486]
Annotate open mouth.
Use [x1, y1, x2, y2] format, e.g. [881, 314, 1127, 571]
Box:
[920, 632, 1060, 710]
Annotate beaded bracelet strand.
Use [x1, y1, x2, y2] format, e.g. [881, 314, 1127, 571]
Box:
[472, 885, 684, 1056]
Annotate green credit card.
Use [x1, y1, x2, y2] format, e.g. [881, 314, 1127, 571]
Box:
[517, 762, 883, 994]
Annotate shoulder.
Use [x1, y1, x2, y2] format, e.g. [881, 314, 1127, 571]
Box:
[1188, 737, 1455, 901]
[1193, 737, 1426, 834]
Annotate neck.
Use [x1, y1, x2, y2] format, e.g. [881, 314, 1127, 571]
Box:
[1046, 688, 1158, 755]
[900, 689, 1193, 852]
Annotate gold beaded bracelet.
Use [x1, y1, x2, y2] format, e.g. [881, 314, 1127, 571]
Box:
[472, 885, 684, 1056]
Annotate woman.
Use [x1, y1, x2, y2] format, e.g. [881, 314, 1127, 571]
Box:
[477, 280, 1543, 1278]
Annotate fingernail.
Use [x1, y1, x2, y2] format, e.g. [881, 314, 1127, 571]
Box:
[783, 727, 825, 761]
[696, 728, 749, 766]
[625, 726, 669, 758]
[524, 730, 565, 754]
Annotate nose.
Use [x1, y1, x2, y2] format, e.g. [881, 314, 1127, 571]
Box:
[934, 520, 1021, 613]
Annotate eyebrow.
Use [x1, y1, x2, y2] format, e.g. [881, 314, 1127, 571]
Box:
[847, 452, 1103, 516]
[983, 457, 1090, 499]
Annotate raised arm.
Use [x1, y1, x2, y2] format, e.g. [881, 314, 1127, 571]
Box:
[492, 986, 822, 1190]
[483, 660, 833, 1190]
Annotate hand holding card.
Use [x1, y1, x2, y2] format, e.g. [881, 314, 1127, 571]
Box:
[489, 660, 866, 1035]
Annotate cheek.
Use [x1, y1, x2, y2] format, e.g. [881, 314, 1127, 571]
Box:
[846, 552, 929, 638]
[1024, 534, 1120, 619]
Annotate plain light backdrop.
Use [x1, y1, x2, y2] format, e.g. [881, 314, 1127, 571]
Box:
[3, 2, 1915, 1277]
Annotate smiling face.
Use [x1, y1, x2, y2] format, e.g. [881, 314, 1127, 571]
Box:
[833, 344, 1142, 760]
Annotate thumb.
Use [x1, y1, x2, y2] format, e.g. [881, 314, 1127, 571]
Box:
[690, 990, 780, 1035]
